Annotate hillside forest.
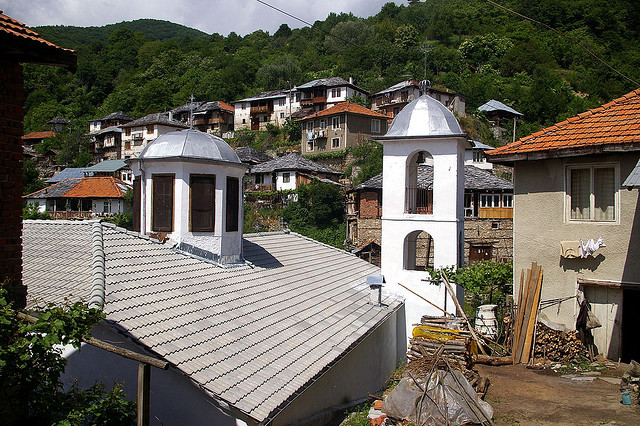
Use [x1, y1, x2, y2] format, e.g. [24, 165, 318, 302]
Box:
[24, 0, 640, 143]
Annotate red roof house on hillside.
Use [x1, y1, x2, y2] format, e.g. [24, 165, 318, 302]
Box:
[487, 88, 640, 363]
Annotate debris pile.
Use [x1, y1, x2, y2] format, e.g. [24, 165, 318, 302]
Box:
[532, 323, 588, 363]
[407, 316, 476, 370]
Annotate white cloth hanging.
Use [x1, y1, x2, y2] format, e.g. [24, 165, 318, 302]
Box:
[580, 237, 606, 258]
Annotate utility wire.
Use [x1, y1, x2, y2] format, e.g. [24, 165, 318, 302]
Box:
[255, 0, 363, 49]
[485, 0, 639, 87]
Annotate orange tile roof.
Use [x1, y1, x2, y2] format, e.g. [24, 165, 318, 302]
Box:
[488, 88, 640, 161]
[218, 101, 234, 113]
[302, 101, 389, 120]
[22, 131, 55, 140]
[63, 177, 130, 198]
[0, 12, 77, 70]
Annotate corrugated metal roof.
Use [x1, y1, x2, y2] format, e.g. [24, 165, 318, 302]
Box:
[356, 165, 512, 191]
[477, 99, 523, 116]
[85, 159, 127, 173]
[46, 168, 89, 183]
[22, 221, 402, 423]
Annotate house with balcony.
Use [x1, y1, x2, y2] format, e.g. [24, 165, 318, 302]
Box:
[296, 77, 369, 113]
[89, 111, 133, 133]
[371, 80, 466, 118]
[299, 101, 389, 155]
[24, 176, 132, 219]
[88, 112, 134, 161]
[233, 89, 299, 130]
[171, 101, 235, 136]
[120, 113, 188, 158]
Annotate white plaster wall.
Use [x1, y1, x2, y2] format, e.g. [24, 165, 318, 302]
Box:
[270, 304, 406, 426]
[61, 323, 244, 426]
[233, 102, 251, 130]
[463, 150, 493, 170]
[381, 137, 466, 338]
[135, 159, 246, 263]
[512, 153, 640, 359]
[276, 171, 297, 191]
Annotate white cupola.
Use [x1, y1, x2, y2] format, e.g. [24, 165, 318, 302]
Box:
[127, 129, 248, 265]
[377, 94, 470, 333]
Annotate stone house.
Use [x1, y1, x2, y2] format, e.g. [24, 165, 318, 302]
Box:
[0, 11, 77, 305]
[299, 101, 389, 155]
[233, 89, 298, 130]
[371, 80, 466, 118]
[171, 101, 234, 136]
[89, 111, 133, 161]
[487, 88, 640, 362]
[249, 152, 342, 191]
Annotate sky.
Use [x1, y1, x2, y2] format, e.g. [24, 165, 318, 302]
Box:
[1, 0, 400, 36]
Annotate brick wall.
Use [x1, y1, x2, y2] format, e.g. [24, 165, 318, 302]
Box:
[0, 60, 26, 307]
[358, 189, 381, 219]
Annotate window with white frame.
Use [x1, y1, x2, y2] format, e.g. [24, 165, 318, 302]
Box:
[480, 194, 501, 208]
[306, 121, 313, 132]
[503, 194, 513, 208]
[568, 165, 617, 221]
[473, 150, 484, 162]
[331, 88, 342, 98]
[278, 99, 285, 106]
[332, 137, 340, 148]
[280, 112, 285, 118]
[332, 116, 340, 129]
[371, 119, 381, 134]
[319, 119, 327, 129]
[282, 172, 291, 183]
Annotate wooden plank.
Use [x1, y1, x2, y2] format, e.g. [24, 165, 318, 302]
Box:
[517, 263, 541, 363]
[514, 266, 532, 363]
[137, 363, 150, 426]
[521, 266, 543, 364]
[512, 268, 525, 364]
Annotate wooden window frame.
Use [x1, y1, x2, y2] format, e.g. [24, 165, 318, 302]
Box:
[332, 116, 340, 129]
[566, 163, 619, 223]
[225, 176, 240, 232]
[151, 174, 174, 232]
[189, 174, 215, 232]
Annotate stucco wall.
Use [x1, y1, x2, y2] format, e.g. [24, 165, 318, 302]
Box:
[512, 153, 640, 359]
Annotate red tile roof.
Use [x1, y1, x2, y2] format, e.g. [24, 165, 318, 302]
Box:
[22, 131, 55, 140]
[0, 12, 77, 71]
[302, 101, 389, 120]
[63, 177, 130, 198]
[218, 101, 234, 113]
[488, 88, 640, 161]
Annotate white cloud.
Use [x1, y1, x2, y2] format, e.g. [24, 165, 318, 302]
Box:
[0, 0, 399, 35]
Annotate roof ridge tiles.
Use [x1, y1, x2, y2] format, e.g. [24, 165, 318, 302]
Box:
[88, 222, 106, 309]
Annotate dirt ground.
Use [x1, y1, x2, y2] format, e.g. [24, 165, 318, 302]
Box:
[476, 363, 640, 425]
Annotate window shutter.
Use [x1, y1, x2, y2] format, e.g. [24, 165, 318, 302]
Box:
[152, 175, 174, 232]
[191, 175, 215, 232]
[226, 177, 239, 232]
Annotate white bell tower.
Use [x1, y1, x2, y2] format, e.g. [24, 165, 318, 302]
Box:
[377, 94, 469, 337]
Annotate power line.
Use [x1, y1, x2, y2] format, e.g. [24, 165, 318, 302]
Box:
[485, 0, 639, 87]
[255, 0, 362, 49]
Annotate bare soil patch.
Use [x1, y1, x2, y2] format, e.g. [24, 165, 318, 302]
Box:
[476, 363, 640, 425]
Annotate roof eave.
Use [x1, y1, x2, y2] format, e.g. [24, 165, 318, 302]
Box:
[0, 33, 77, 72]
[488, 142, 640, 164]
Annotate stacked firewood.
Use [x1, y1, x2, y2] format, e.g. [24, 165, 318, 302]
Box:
[533, 323, 589, 363]
[407, 316, 475, 370]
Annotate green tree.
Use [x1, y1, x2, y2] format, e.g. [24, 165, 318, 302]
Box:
[323, 20, 375, 54]
[347, 139, 384, 185]
[394, 24, 419, 50]
[23, 158, 45, 195]
[0, 287, 136, 425]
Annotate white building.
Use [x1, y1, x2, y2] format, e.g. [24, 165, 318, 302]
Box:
[233, 89, 300, 131]
[378, 94, 469, 337]
[121, 113, 188, 159]
[464, 140, 495, 170]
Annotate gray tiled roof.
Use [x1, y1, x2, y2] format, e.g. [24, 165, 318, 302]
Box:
[297, 77, 350, 89]
[85, 159, 127, 173]
[123, 113, 189, 128]
[25, 178, 81, 198]
[94, 111, 134, 122]
[234, 146, 272, 165]
[357, 165, 512, 191]
[46, 168, 89, 183]
[235, 89, 289, 103]
[47, 116, 70, 125]
[171, 101, 205, 114]
[251, 152, 341, 175]
[22, 221, 401, 423]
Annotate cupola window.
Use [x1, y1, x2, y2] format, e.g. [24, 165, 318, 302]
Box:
[190, 175, 215, 232]
[152, 174, 174, 232]
[226, 177, 240, 232]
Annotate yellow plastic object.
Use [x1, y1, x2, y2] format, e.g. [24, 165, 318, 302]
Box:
[412, 325, 462, 342]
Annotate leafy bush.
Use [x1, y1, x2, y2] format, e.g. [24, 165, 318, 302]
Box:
[23, 203, 51, 220]
[102, 212, 133, 230]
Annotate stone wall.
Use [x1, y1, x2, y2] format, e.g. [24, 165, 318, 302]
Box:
[463, 217, 513, 263]
[353, 218, 382, 246]
[0, 60, 26, 307]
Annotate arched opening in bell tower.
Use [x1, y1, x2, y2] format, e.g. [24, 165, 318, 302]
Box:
[405, 150, 433, 214]
[403, 230, 435, 271]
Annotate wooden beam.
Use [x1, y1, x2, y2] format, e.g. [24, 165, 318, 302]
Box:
[577, 278, 640, 290]
[137, 363, 150, 426]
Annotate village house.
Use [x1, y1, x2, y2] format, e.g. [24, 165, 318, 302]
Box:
[21, 130, 56, 147]
[47, 116, 70, 133]
[478, 99, 523, 144]
[464, 140, 495, 170]
[347, 165, 513, 266]
[171, 100, 234, 136]
[487, 88, 640, 363]
[0, 11, 77, 305]
[89, 111, 133, 161]
[233, 89, 298, 130]
[249, 152, 342, 191]
[84, 159, 133, 184]
[24, 176, 131, 219]
[296, 77, 369, 113]
[371, 80, 466, 118]
[120, 112, 188, 158]
[22, 129, 405, 425]
[299, 101, 389, 155]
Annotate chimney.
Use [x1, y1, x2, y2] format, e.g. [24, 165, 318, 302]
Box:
[349, 76, 353, 85]
[366, 275, 385, 307]
[168, 111, 173, 121]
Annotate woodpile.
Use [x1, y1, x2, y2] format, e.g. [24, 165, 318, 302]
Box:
[533, 323, 589, 363]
